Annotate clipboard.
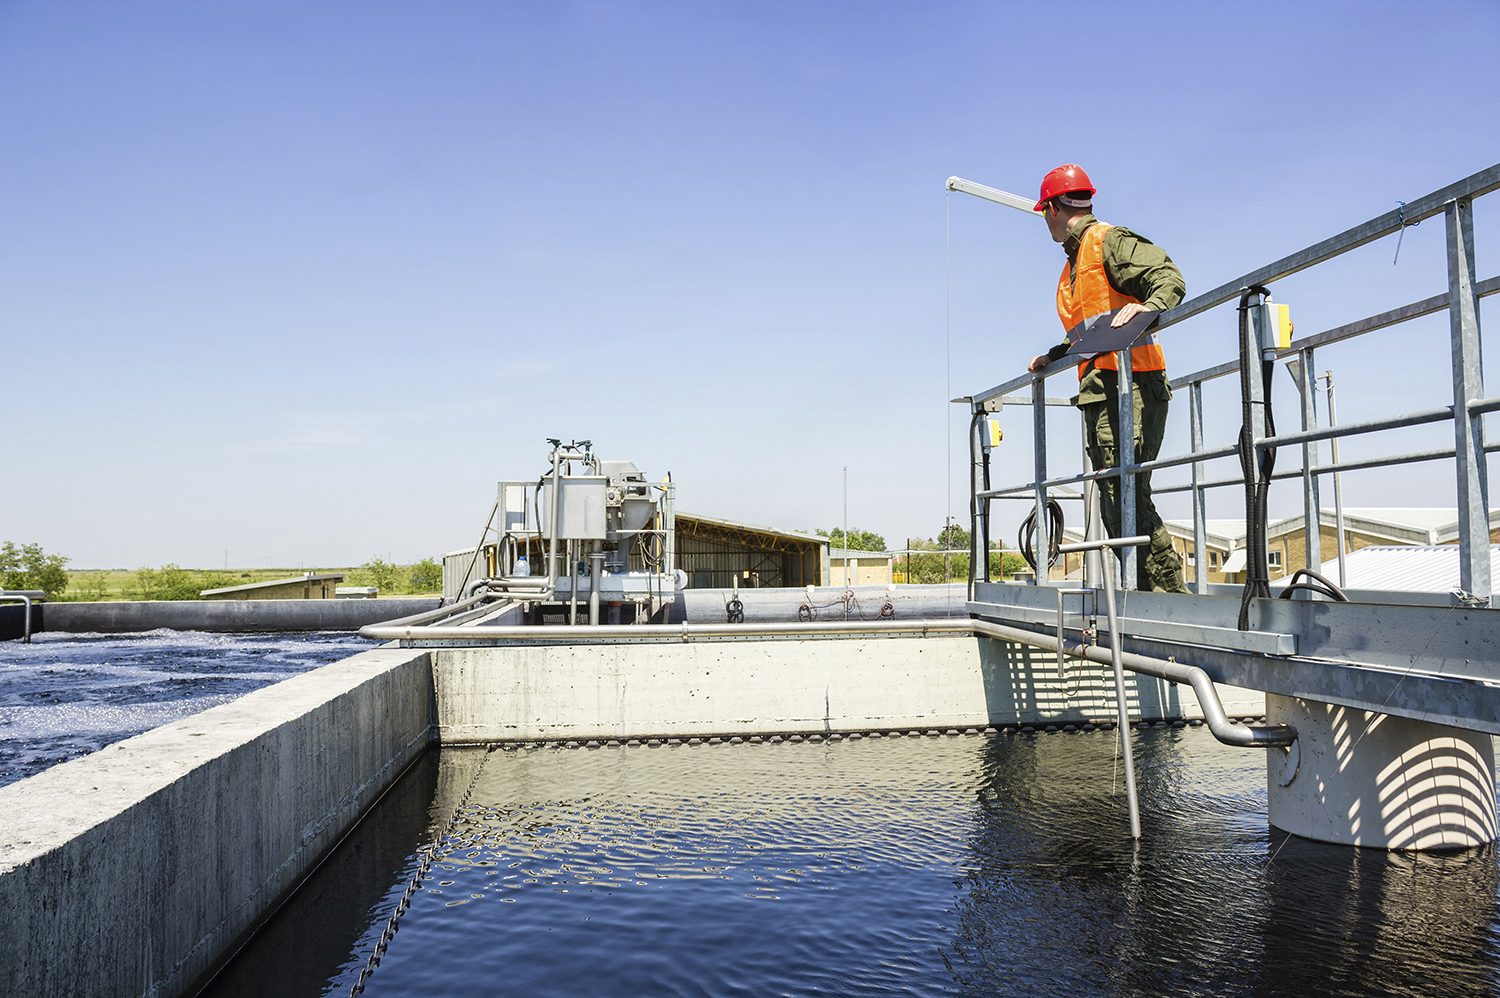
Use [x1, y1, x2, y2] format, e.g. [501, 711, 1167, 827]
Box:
[1065, 309, 1160, 357]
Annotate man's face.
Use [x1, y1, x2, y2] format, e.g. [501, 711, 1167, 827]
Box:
[1044, 202, 1070, 243]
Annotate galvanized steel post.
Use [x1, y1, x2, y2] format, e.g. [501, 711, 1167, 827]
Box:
[1032, 375, 1049, 583]
[1297, 348, 1323, 579]
[1189, 381, 1209, 594]
[1447, 198, 1492, 605]
[1117, 346, 1137, 588]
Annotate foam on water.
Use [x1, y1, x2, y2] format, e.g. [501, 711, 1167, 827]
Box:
[0, 628, 364, 786]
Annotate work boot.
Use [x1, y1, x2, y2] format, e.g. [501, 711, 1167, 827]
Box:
[1142, 525, 1189, 594]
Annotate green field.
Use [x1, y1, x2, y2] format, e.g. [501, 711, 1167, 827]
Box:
[59, 564, 441, 601]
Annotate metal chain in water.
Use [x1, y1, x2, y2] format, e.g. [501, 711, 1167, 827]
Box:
[349, 747, 495, 995]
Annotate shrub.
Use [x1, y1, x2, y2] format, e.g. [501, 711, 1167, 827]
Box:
[135, 564, 203, 600]
[1, 542, 71, 597]
[409, 558, 443, 593]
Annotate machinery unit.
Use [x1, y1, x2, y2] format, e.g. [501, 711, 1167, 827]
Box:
[443, 439, 683, 624]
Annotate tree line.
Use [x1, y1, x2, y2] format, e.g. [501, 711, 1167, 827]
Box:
[2, 543, 445, 600]
[816, 525, 1029, 583]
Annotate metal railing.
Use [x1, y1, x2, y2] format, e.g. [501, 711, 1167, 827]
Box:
[967, 164, 1500, 602]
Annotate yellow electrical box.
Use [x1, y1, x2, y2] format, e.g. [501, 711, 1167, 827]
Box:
[1269, 302, 1294, 349]
[987, 418, 1003, 448]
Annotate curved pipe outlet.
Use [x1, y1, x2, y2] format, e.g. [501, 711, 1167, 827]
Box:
[968, 619, 1297, 748]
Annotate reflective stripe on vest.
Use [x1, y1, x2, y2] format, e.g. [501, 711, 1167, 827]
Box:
[1055, 221, 1166, 378]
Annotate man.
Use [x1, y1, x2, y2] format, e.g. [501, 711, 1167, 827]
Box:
[1026, 164, 1188, 593]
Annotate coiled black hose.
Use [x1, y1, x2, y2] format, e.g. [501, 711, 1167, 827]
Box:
[1237, 285, 1276, 631]
[1277, 568, 1349, 602]
[968, 410, 993, 588]
[1018, 499, 1065, 574]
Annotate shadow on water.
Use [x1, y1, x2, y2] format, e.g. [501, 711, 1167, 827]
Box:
[951, 728, 1500, 998]
[204, 728, 1500, 998]
[204, 751, 441, 998]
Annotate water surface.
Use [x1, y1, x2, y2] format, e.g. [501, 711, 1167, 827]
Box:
[0, 629, 364, 786]
[208, 729, 1500, 997]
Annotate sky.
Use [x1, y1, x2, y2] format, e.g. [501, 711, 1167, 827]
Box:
[1, 0, 1498, 569]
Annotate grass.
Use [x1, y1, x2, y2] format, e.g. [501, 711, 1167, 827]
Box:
[59, 566, 440, 601]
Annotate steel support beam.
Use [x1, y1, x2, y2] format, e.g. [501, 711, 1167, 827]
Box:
[1296, 348, 1323, 578]
[1117, 347, 1137, 588]
[1031, 375, 1049, 583]
[1189, 381, 1209, 595]
[1447, 198, 1492, 605]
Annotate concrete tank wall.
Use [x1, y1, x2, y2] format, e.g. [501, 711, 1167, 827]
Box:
[0, 644, 434, 998]
[41, 597, 442, 634]
[433, 634, 1264, 742]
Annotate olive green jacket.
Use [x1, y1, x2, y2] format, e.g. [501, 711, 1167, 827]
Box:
[1044, 214, 1186, 403]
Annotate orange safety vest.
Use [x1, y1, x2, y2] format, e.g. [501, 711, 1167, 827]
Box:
[1056, 221, 1167, 378]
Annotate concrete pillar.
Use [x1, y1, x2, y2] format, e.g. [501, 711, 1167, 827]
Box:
[1267, 693, 1497, 850]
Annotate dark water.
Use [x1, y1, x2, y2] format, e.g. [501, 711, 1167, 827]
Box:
[0, 629, 365, 786]
[207, 729, 1500, 998]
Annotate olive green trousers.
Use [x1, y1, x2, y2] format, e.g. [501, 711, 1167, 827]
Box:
[1079, 371, 1189, 593]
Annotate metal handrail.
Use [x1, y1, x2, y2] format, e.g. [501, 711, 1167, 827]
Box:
[1, 594, 34, 643]
[965, 162, 1499, 600]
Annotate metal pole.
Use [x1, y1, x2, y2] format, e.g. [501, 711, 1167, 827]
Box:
[1189, 381, 1208, 594]
[1296, 350, 1324, 579]
[1032, 375, 1049, 584]
[588, 544, 603, 625]
[1325, 371, 1347, 587]
[970, 405, 987, 593]
[843, 466, 850, 607]
[1446, 198, 1492, 605]
[1082, 410, 1104, 587]
[1117, 348, 1137, 588]
[1243, 291, 1273, 590]
[1100, 543, 1142, 839]
[568, 539, 578, 625]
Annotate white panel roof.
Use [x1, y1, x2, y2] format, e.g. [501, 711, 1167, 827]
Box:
[1271, 544, 1500, 593]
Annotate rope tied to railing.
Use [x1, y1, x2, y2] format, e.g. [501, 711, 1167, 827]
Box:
[1393, 200, 1419, 265]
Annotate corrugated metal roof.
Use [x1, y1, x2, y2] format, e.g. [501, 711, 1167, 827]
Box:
[829, 548, 895, 560]
[1271, 545, 1500, 593]
[675, 512, 826, 546]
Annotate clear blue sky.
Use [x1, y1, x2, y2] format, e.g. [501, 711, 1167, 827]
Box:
[2, 1, 1497, 569]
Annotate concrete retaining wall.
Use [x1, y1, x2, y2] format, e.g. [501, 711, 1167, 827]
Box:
[0, 627, 1264, 997]
[0, 644, 434, 998]
[41, 597, 442, 634]
[434, 634, 1265, 742]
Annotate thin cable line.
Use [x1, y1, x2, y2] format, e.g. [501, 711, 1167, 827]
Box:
[945, 191, 952, 596]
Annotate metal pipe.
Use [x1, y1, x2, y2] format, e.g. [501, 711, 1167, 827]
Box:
[1325, 371, 1348, 587]
[1116, 347, 1137, 589]
[0, 594, 34, 643]
[547, 447, 563, 585]
[589, 544, 603, 625]
[568, 539, 578, 625]
[1253, 404, 1454, 451]
[1032, 373, 1049, 584]
[1098, 537, 1141, 838]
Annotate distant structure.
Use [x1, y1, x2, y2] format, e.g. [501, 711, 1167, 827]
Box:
[1061, 508, 1500, 586]
[200, 572, 344, 600]
[826, 547, 895, 586]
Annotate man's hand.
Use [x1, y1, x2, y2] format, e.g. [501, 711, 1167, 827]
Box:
[1028, 355, 1051, 373]
[1110, 302, 1148, 328]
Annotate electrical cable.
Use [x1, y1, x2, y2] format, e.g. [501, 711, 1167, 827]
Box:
[1236, 285, 1276, 631]
[1276, 568, 1349, 603]
[1018, 499, 1065, 575]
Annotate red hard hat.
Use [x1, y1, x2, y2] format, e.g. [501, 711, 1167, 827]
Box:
[1034, 164, 1096, 211]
